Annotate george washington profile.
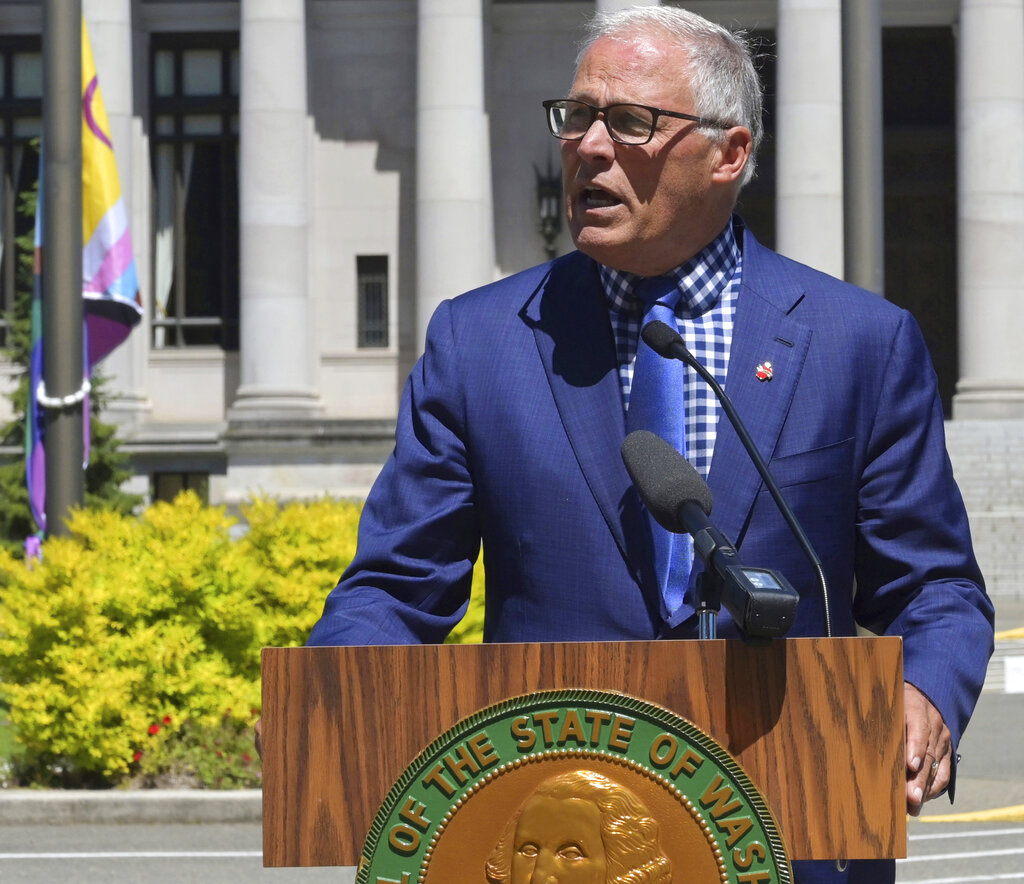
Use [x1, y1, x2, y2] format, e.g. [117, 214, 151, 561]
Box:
[484, 769, 673, 883]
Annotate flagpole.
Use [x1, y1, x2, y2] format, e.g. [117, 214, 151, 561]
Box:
[42, 0, 84, 535]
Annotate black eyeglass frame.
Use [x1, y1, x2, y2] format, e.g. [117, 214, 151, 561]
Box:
[542, 98, 731, 146]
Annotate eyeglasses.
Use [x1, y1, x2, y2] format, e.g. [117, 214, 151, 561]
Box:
[543, 99, 731, 145]
[542, 98, 729, 146]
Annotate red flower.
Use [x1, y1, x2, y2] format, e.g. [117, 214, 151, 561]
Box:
[133, 751, 142, 762]
[241, 753, 253, 764]
[162, 715, 172, 726]
[148, 724, 160, 736]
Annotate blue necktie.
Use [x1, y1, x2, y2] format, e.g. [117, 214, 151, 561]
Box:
[626, 276, 691, 614]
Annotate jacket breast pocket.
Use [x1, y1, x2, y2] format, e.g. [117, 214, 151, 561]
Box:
[766, 436, 855, 489]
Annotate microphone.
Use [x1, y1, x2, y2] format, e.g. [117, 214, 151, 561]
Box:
[621, 429, 799, 639]
[641, 319, 833, 636]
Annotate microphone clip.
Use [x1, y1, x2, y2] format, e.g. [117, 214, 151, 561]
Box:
[686, 506, 799, 640]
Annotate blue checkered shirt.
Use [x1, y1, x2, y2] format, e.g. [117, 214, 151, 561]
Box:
[600, 221, 742, 480]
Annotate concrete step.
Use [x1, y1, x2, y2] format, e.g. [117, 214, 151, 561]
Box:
[944, 421, 1024, 600]
[983, 638, 1024, 694]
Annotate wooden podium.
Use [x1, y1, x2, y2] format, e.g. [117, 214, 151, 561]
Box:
[261, 637, 905, 867]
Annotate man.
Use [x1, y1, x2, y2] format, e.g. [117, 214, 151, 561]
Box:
[484, 770, 672, 884]
[307, 8, 993, 882]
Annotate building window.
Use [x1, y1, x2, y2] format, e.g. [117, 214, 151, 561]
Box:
[150, 33, 238, 350]
[152, 471, 209, 504]
[883, 27, 958, 415]
[357, 255, 388, 349]
[0, 37, 41, 350]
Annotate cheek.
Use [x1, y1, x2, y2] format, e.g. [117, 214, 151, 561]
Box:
[511, 853, 533, 879]
[560, 143, 580, 179]
[560, 151, 577, 214]
[645, 165, 706, 224]
[626, 189, 674, 238]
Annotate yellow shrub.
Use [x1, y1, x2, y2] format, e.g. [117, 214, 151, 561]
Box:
[0, 492, 484, 787]
[446, 558, 485, 644]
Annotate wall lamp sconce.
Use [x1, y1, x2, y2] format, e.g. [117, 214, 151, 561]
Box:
[535, 157, 562, 259]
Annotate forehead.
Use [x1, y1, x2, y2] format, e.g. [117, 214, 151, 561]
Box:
[570, 33, 692, 107]
[516, 795, 603, 838]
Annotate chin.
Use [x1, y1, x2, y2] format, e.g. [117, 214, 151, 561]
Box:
[570, 227, 630, 269]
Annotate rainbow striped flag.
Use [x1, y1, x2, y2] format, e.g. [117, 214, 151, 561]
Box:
[26, 19, 143, 541]
[80, 18, 142, 362]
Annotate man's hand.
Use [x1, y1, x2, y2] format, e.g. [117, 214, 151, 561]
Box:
[905, 681, 951, 816]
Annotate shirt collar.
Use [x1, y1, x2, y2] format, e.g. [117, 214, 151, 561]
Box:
[599, 219, 740, 319]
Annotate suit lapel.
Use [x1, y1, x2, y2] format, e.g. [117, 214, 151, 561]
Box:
[707, 234, 811, 549]
[521, 253, 651, 579]
[520, 238, 812, 622]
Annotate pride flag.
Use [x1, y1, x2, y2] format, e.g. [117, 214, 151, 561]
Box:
[26, 19, 143, 540]
[80, 20, 142, 360]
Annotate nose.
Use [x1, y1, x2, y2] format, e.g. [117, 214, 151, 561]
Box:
[530, 852, 559, 884]
[575, 114, 616, 163]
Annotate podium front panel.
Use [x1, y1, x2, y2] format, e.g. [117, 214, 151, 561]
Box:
[261, 637, 904, 866]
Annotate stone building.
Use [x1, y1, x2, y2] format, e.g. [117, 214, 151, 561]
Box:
[0, 0, 1021, 598]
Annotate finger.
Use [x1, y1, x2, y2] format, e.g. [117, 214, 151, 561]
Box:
[907, 739, 939, 809]
[927, 753, 950, 798]
[906, 723, 941, 775]
[907, 758, 932, 814]
[905, 708, 931, 775]
[904, 682, 952, 810]
[923, 727, 952, 794]
[907, 744, 952, 814]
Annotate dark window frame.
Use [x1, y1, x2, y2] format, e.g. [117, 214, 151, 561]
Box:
[149, 31, 239, 350]
[0, 35, 42, 351]
[356, 255, 389, 349]
[151, 470, 209, 504]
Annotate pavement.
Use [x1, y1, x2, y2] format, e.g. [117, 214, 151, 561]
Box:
[918, 595, 1024, 823]
[2, 596, 1021, 828]
[0, 787, 263, 825]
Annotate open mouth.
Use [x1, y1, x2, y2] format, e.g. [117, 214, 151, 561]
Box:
[581, 187, 622, 209]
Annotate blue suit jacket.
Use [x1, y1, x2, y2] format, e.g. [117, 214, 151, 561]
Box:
[309, 228, 993, 751]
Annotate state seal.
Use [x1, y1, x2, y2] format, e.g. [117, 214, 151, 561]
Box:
[358, 688, 791, 883]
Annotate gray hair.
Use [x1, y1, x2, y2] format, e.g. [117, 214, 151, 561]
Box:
[484, 770, 672, 884]
[576, 6, 764, 187]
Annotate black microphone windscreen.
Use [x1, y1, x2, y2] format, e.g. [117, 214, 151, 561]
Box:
[640, 320, 684, 358]
[621, 430, 713, 534]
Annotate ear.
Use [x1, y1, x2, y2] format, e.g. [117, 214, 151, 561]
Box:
[711, 126, 753, 185]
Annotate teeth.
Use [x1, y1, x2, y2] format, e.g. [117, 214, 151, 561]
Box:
[584, 189, 619, 208]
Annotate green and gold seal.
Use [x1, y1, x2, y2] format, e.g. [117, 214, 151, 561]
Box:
[358, 689, 791, 883]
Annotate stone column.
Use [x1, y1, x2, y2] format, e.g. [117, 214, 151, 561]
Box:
[954, 0, 1024, 418]
[231, 0, 320, 418]
[83, 0, 151, 427]
[416, 0, 494, 353]
[775, 0, 844, 277]
[841, 0, 884, 295]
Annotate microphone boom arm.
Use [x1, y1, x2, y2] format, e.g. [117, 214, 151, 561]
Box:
[643, 320, 833, 637]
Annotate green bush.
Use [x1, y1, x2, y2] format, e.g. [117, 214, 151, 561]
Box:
[0, 493, 486, 788]
[446, 553, 485, 645]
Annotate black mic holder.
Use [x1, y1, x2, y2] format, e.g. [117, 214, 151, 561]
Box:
[682, 501, 799, 639]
